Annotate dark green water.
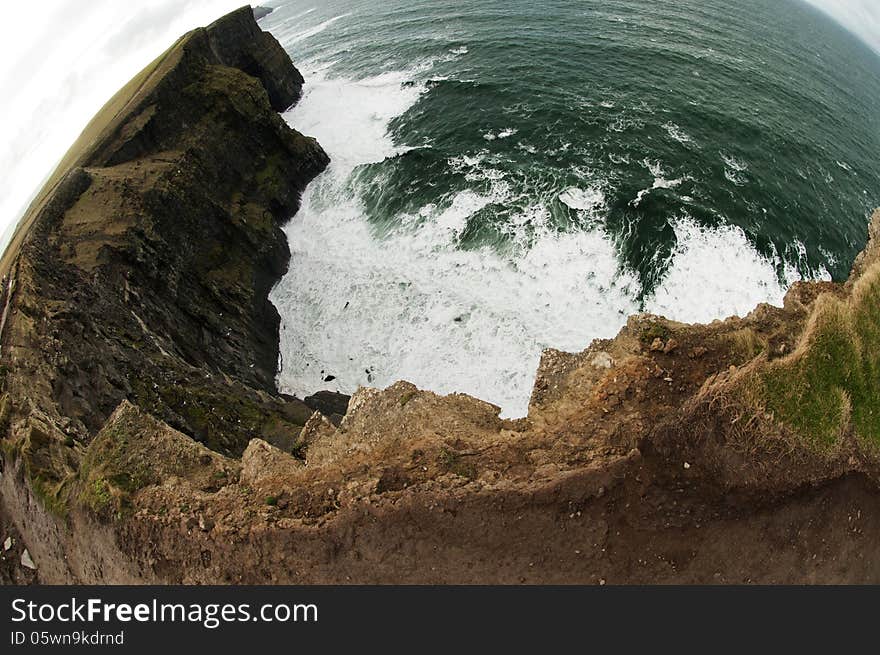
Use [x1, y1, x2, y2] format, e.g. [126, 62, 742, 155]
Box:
[265, 0, 880, 415]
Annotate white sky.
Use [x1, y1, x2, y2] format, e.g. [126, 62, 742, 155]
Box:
[0, 0, 878, 255]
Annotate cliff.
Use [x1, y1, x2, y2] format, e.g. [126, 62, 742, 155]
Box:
[2, 6, 880, 584]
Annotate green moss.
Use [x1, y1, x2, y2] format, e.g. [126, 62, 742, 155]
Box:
[17, 421, 78, 517]
[399, 390, 417, 407]
[438, 447, 476, 479]
[639, 322, 670, 344]
[32, 475, 71, 518]
[0, 436, 18, 459]
[290, 442, 307, 460]
[130, 376, 305, 456]
[265, 495, 278, 506]
[81, 477, 114, 516]
[255, 153, 283, 190]
[78, 415, 156, 519]
[201, 241, 251, 289]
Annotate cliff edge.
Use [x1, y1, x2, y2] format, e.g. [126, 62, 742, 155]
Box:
[1, 6, 880, 584]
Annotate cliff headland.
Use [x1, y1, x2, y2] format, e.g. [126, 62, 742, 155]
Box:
[1, 6, 880, 584]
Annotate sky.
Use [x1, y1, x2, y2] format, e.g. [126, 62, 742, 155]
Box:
[0, 0, 878, 255]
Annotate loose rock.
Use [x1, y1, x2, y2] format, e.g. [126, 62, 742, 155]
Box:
[20, 549, 36, 570]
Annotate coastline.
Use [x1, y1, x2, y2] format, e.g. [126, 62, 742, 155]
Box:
[1, 5, 880, 583]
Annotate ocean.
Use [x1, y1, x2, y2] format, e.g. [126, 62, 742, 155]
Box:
[263, 0, 880, 416]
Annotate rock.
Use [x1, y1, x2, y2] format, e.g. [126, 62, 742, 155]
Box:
[299, 411, 337, 450]
[650, 338, 665, 352]
[304, 390, 351, 424]
[20, 549, 36, 570]
[590, 351, 614, 369]
[690, 346, 708, 359]
[205, 6, 305, 110]
[252, 6, 274, 21]
[3, 536, 12, 551]
[663, 338, 678, 354]
[0, 7, 327, 458]
[848, 208, 880, 285]
[241, 438, 303, 487]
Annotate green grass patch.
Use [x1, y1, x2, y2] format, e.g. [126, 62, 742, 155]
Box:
[756, 270, 880, 449]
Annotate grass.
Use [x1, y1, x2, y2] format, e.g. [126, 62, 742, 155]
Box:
[78, 414, 155, 519]
[751, 265, 880, 449]
[725, 328, 766, 363]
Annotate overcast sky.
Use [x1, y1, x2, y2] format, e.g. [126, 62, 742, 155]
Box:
[0, 0, 878, 254]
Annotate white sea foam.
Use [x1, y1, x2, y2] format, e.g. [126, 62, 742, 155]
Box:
[818, 245, 839, 268]
[645, 216, 829, 324]
[609, 115, 642, 133]
[663, 121, 695, 146]
[721, 152, 748, 172]
[631, 159, 685, 207]
[285, 13, 351, 44]
[271, 64, 642, 416]
[271, 50, 830, 419]
[721, 152, 749, 186]
[449, 45, 469, 55]
[283, 67, 423, 169]
[483, 127, 518, 141]
[559, 186, 605, 215]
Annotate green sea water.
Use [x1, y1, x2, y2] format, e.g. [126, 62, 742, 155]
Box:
[264, 0, 880, 415]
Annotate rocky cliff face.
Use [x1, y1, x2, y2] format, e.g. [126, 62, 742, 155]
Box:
[1, 6, 328, 456]
[2, 7, 880, 584]
[0, 6, 330, 581]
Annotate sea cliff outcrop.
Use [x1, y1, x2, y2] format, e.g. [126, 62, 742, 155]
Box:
[0, 6, 329, 581]
[2, 6, 880, 584]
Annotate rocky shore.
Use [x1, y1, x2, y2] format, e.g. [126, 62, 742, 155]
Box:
[1, 5, 880, 584]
